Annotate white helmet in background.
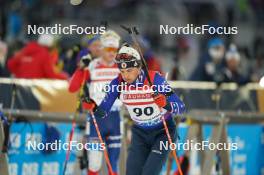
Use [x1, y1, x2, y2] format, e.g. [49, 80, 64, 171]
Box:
[38, 34, 55, 47]
[100, 30, 120, 48]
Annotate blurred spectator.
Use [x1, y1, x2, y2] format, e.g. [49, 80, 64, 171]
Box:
[220, 44, 249, 85]
[190, 38, 225, 82]
[7, 34, 68, 79]
[140, 38, 162, 73]
[58, 35, 81, 76]
[61, 44, 81, 76]
[0, 1, 7, 38]
[250, 0, 264, 25]
[171, 36, 199, 80]
[0, 39, 8, 77]
[250, 52, 264, 82]
[250, 37, 264, 82]
[6, 1, 23, 44]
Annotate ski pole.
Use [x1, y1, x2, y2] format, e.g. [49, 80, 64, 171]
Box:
[82, 81, 114, 175]
[62, 71, 88, 175]
[90, 111, 114, 175]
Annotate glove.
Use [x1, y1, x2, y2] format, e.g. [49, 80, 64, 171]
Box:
[82, 99, 97, 112]
[153, 93, 167, 108]
[79, 54, 92, 69]
[153, 93, 173, 112]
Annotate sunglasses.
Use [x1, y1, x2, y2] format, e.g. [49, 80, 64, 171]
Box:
[115, 53, 137, 63]
[104, 47, 118, 52]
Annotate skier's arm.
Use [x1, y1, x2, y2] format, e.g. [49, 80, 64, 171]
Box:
[68, 54, 93, 92]
[68, 68, 90, 92]
[153, 72, 185, 115]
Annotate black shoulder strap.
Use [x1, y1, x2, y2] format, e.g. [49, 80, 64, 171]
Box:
[117, 74, 124, 99]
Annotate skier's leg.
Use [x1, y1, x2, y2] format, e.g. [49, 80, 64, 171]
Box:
[86, 115, 105, 175]
[142, 125, 177, 175]
[126, 126, 150, 175]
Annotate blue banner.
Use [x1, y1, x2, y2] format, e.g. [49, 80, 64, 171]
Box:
[8, 122, 82, 175]
[161, 124, 264, 175]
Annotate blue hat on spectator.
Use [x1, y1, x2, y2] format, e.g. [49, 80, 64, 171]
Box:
[207, 38, 224, 48]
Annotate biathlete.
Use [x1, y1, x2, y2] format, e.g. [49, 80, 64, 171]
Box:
[83, 45, 185, 175]
[69, 30, 122, 175]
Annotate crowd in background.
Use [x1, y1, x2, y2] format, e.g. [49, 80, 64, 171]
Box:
[0, 0, 264, 84]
